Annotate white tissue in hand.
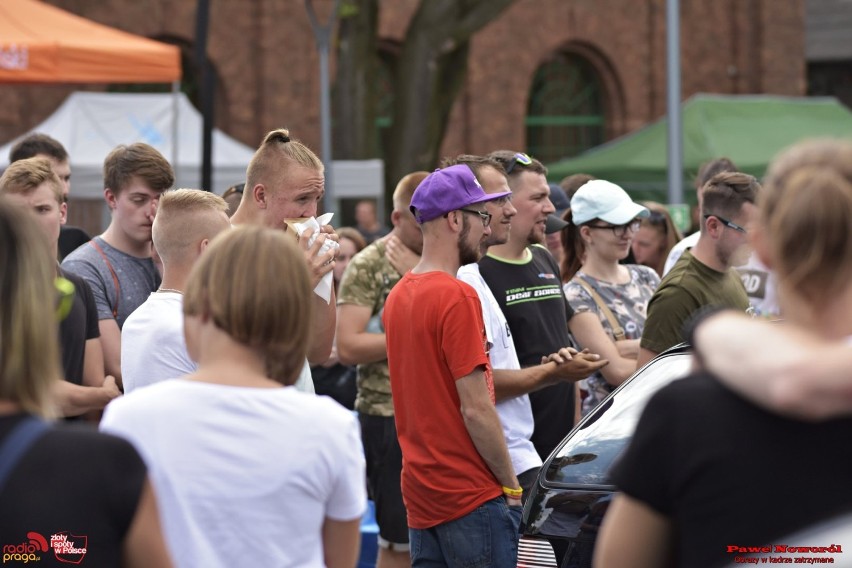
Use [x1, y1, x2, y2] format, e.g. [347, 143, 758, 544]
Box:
[293, 213, 339, 257]
[293, 213, 337, 304]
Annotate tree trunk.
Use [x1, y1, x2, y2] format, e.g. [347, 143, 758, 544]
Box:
[332, 0, 380, 159]
[386, 0, 515, 196]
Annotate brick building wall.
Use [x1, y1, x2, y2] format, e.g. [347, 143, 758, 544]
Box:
[0, 0, 804, 231]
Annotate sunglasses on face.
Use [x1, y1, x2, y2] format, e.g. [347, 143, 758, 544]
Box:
[703, 213, 747, 234]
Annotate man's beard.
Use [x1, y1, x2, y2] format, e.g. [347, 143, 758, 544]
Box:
[458, 215, 481, 265]
[526, 224, 544, 246]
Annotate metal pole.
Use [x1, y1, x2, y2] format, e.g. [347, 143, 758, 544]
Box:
[319, 42, 332, 214]
[305, 0, 341, 214]
[666, 0, 683, 205]
[171, 81, 179, 177]
[196, 0, 213, 192]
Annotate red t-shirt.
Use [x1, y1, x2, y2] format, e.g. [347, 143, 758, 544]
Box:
[383, 271, 502, 529]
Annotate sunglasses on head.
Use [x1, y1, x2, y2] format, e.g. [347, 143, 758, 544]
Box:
[503, 152, 533, 175]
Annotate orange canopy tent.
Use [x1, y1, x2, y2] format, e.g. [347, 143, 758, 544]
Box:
[0, 0, 180, 83]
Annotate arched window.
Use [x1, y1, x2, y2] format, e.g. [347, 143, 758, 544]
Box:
[526, 53, 606, 163]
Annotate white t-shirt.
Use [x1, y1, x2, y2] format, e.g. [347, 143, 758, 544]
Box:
[120, 291, 315, 394]
[121, 292, 197, 393]
[101, 380, 366, 568]
[735, 253, 780, 318]
[458, 263, 543, 476]
[662, 231, 699, 276]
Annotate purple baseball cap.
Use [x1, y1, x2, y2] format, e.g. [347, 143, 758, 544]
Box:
[410, 164, 512, 224]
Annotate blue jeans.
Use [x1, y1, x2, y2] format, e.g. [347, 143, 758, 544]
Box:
[409, 496, 522, 568]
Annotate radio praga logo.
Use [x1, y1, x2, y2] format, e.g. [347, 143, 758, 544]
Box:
[2, 531, 47, 564]
[2, 531, 88, 564]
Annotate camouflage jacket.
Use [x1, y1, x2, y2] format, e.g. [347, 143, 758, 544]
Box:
[337, 239, 401, 416]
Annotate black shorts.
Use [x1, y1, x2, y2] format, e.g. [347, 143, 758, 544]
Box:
[360, 413, 409, 546]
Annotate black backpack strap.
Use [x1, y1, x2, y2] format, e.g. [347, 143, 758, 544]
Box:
[0, 416, 50, 494]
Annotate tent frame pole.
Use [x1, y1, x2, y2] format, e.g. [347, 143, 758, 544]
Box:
[171, 81, 179, 176]
[306, 0, 341, 215]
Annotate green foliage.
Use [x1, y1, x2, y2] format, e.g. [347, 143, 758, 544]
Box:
[339, 1, 359, 19]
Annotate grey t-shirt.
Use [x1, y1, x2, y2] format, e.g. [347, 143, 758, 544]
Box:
[61, 236, 161, 329]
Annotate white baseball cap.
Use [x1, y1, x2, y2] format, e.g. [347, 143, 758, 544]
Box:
[570, 179, 650, 225]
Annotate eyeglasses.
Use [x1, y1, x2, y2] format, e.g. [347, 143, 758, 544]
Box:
[458, 208, 492, 227]
[55, 276, 75, 321]
[503, 152, 533, 175]
[703, 214, 747, 234]
[585, 220, 641, 238]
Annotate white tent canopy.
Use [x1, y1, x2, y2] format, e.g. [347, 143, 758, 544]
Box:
[0, 91, 254, 198]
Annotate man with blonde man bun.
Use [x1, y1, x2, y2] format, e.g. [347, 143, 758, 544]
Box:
[121, 189, 231, 393]
[231, 128, 339, 392]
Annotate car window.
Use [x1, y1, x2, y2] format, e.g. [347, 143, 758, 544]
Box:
[544, 353, 693, 486]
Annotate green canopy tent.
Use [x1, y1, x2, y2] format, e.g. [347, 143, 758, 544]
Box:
[546, 94, 852, 203]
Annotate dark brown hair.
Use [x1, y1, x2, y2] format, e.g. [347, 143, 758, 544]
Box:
[103, 142, 174, 196]
[701, 172, 761, 230]
[9, 133, 68, 163]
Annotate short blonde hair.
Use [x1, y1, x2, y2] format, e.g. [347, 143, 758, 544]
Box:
[0, 157, 63, 204]
[183, 225, 313, 385]
[761, 139, 852, 308]
[0, 198, 62, 417]
[153, 188, 230, 263]
[392, 171, 429, 212]
[245, 129, 324, 193]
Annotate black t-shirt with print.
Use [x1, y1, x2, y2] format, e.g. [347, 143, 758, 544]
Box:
[479, 244, 576, 459]
[613, 372, 852, 568]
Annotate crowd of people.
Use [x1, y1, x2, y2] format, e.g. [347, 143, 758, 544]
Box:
[1, 125, 849, 568]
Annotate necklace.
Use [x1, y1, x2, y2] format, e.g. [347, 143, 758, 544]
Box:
[158, 288, 183, 294]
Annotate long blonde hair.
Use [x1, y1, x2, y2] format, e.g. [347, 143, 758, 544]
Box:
[762, 139, 852, 309]
[0, 198, 62, 417]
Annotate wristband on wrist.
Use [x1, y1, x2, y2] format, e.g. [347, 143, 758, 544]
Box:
[502, 486, 523, 498]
